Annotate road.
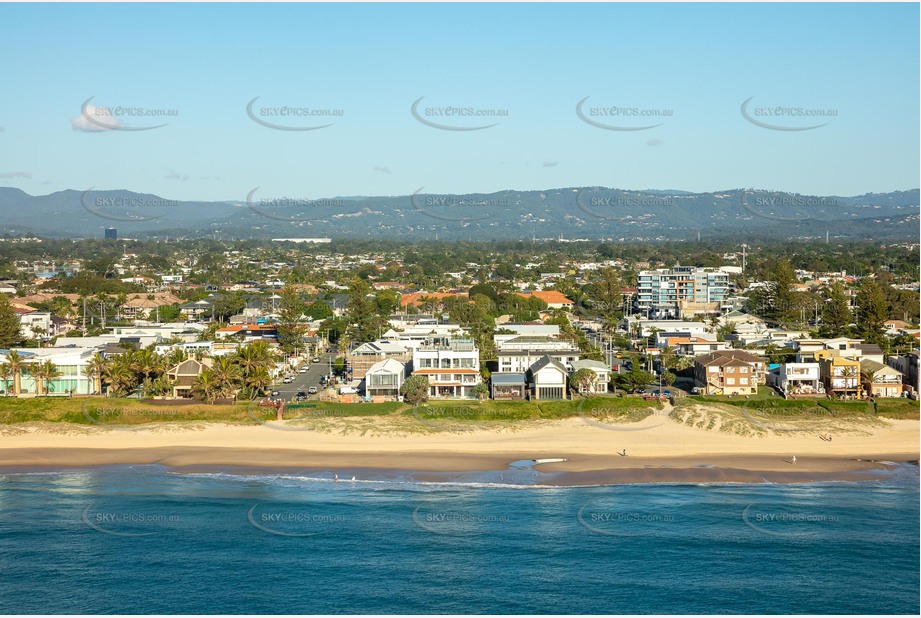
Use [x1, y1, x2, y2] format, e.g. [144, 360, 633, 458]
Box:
[272, 350, 338, 402]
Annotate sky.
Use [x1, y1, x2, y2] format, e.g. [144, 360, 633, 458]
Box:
[0, 1, 918, 203]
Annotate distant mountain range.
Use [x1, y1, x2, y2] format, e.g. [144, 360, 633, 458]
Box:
[1, 186, 917, 242]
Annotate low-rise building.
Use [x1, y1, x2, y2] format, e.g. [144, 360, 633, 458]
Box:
[364, 358, 405, 400]
[769, 363, 823, 396]
[490, 372, 527, 400]
[528, 355, 568, 400]
[411, 339, 481, 399]
[694, 350, 764, 396]
[860, 360, 904, 398]
[496, 335, 580, 373]
[820, 356, 862, 399]
[570, 359, 610, 394]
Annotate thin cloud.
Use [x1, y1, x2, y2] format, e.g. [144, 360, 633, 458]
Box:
[165, 170, 190, 181]
[373, 165, 391, 175]
[542, 160, 559, 168]
[646, 138, 665, 147]
[0, 171, 32, 179]
[71, 103, 120, 132]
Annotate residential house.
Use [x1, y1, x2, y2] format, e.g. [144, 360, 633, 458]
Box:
[347, 341, 411, 379]
[490, 372, 527, 400]
[364, 358, 406, 400]
[860, 360, 904, 398]
[515, 290, 575, 310]
[411, 339, 481, 399]
[769, 363, 823, 396]
[694, 350, 764, 396]
[528, 355, 568, 400]
[179, 299, 213, 321]
[0, 347, 98, 395]
[569, 359, 610, 394]
[17, 311, 52, 341]
[820, 356, 862, 399]
[166, 357, 214, 398]
[496, 335, 581, 373]
[888, 351, 919, 396]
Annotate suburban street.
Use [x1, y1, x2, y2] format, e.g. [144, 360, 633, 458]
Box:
[271, 350, 338, 402]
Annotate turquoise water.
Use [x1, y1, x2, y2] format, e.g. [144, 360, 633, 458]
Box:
[0, 464, 917, 614]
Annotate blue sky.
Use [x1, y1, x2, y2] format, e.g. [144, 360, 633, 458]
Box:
[0, 2, 918, 202]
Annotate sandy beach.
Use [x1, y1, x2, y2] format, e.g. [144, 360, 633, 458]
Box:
[0, 412, 917, 484]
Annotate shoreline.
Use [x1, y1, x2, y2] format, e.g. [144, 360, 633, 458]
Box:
[0, 446, 916, 486]
[1, 414, 917, 485]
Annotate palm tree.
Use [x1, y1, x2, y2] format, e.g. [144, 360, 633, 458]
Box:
[859, 368, 875, 399]
[659, 345, 676, 371]
[0, 362, 11, 395]
[132, 349, 163, 381]
[5, 351, 26, 396]
[211, 356, 242, 398]
[104, 355, 136, 397]
[193, 369, 221, 404]
[30, 360, 61, 395]
[83, 354, 109, 395]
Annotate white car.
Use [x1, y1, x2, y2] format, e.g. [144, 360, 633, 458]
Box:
[299, 367, 308, 373]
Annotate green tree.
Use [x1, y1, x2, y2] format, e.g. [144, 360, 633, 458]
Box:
[400, 375, 430, 405]
[614, 362, 655, 393]
[569, 368, 597, 396]
[0, 294, 22, 348]
[855, 279, 889, 345]
[277, 284, 307, 353]
[83, 353, 109, 395]
[819, 282, 852, 338]
[4, 350, 26, 395]
[345, 279, 388, 343]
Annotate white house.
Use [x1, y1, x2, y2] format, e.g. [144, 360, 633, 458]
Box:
[411, 339, 481, 399]
[769, 363, 823, 396]
[364, 358, 406, 400]
[570, 359, 610, 394]
[496, 336, 581, 373]
[0, 347, 98, 395]
[528, 355, 568, 400]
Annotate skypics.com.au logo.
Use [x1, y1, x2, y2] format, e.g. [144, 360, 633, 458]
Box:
[80, 188, 178, 222]
[411, 97, 508, 131]
[246, 97, 343, 131]
[77, 97, 178, 132]
[576, 97, 673, 131]
[740, 96, 837, 131]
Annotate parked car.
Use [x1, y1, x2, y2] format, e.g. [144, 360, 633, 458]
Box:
[307, 386, 318, 395]
[271, 390, 280, 397]
[295, 390, 307, 399]
[299, 367, 308, 373]
[312, 357, 321, 363]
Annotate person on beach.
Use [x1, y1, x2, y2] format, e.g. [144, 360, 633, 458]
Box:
[334, 473, 339, 482]
[792, 455, 797, 464]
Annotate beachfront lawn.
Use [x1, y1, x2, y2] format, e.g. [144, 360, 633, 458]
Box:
[0, 397, 251, 425]
[681, 390, 919, 421]
[403, 396, 657, 423]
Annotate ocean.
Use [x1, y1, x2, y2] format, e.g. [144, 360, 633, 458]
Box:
[0, 463, 917, 614]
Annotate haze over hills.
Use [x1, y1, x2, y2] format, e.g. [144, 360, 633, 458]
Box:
[1, 186, 917, 242]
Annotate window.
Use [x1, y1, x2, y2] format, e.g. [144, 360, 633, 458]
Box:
[739, 366, 748, 373]
[726, 378, 735, 385]
[739, 378, 748, 385]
